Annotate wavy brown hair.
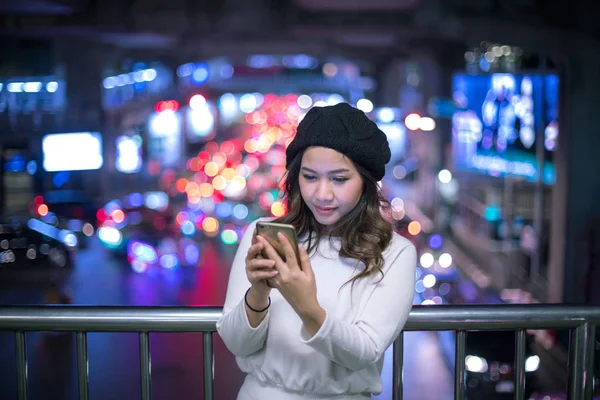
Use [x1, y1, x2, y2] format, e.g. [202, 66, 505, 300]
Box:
[273, 148, 393, 287]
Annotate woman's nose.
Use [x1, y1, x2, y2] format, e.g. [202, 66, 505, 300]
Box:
[315, 181, 333, 201]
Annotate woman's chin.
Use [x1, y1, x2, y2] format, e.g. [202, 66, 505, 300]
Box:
[313, 214, 339, 226]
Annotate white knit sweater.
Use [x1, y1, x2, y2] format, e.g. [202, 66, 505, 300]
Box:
[216, 218, 416, 399]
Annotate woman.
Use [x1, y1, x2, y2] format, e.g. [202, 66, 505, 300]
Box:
[217, 103, 416, 399]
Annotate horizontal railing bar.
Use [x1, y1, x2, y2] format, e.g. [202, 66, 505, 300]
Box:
[0, 304, 599, 332]
[0, 306, 224, 332]
[406, 304, 600, 330]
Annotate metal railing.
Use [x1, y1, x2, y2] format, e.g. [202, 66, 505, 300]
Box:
[0, 303, 598, 400]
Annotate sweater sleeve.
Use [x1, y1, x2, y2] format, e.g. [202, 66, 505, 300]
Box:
[300, 240, 416, 371]
[216, 219, 271, 357]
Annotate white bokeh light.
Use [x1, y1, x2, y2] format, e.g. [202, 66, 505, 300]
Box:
[420, 252, 435, 268]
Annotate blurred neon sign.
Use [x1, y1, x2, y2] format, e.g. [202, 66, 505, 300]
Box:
[42, 132, 103, 172]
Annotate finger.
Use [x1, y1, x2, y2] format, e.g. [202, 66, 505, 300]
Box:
[252, 230, 266, 259]
[298, 246, 312, 276]
[277, 232, 299, 269]
[246, 242, 263, 259]
[256, 236, 288, 273]
[248, 258, 276, 270]
[250, 228, 265, 259]
[252, 269, 279, 281]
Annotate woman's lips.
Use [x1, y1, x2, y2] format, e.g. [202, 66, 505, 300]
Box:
[315, 206, 336, 215]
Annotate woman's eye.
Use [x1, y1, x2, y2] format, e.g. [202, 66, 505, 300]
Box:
[333, 177, 349, 183]
[302, 175, 316, 181]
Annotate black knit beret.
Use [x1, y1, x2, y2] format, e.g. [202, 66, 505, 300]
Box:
[286, 103, 391, 181]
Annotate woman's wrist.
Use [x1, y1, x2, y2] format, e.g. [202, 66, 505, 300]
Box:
[298, 303, 327, 338]
[246, 286, 270, 311]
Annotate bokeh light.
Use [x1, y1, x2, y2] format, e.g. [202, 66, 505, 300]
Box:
[408, 221, 422, 236]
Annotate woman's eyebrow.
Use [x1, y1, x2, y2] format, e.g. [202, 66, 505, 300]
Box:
[301, 167, 351, 174]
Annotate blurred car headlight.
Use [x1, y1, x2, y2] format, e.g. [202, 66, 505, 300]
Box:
[525, 355, 540, 372]
[61, 232, 78, 248]
[465, 355, 489, 373]
[98, 226, 123, 247]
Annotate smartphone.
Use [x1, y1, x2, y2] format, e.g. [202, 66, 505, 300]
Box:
[256, 222, 300, 262]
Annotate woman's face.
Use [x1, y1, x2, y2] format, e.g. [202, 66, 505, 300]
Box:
[298, 146, 364, 226]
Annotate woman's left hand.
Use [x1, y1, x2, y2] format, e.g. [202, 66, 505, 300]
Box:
[256, 233, 319, 317]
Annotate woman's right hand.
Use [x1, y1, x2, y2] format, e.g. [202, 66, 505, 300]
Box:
[245, 230, 279, 295]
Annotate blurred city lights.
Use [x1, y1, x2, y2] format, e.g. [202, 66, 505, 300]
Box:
[356, 98, 374, 113]
[408, 221, 421, 235]
[423, 274, 437, 288]
[391, 197, 405, 210]
[465, 356, 488, 373]
[204, 162, 219, 177]
[439, 253, 453, 268]
[420, 252, 435, 268]
[322, 62, 338, 77]
[233, 204, 249, 220]
[82, 223, 95, 237]
[404, 113, 421, 131]
[271, 201, 286, 217]
[202, 217, 219, 233]
[37, 204, 49, 216]
[438, 169, 452, 183]
[376, 107, 396, 123]
[129, 241, 158, 264]
[160, 254, 179, 269]
[221, 229, 239, 245]
[98, 227, 122, 247]
[181, 220, 196, 236]
[154, 100, 179, 113]
[526, 355, 540, 372]
[429, 234, 443, 249]
[184, 244, 200, 265]
[439, 283, 451, 296]
[297, 95, 313, 109]
[112, 209, 125, 223]
[419, 117, 436, 131]
[131, 259, 147, 274]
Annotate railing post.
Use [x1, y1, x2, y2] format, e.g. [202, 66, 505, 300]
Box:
[203, 332, 214, 400]
[568, 323, 596, 400]
[139, 332, 152, 400]
[514, 330, 527, 400]
[76, 332, 90, 400]
[392, 333, 404, 400]
[454, 331, 466, 400]
[584, 324, 596, 400]
[15, 331, 28, 400]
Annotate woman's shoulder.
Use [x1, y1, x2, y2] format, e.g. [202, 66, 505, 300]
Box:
[385, 232, 417, 256]
[379, 233, 417, 274]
